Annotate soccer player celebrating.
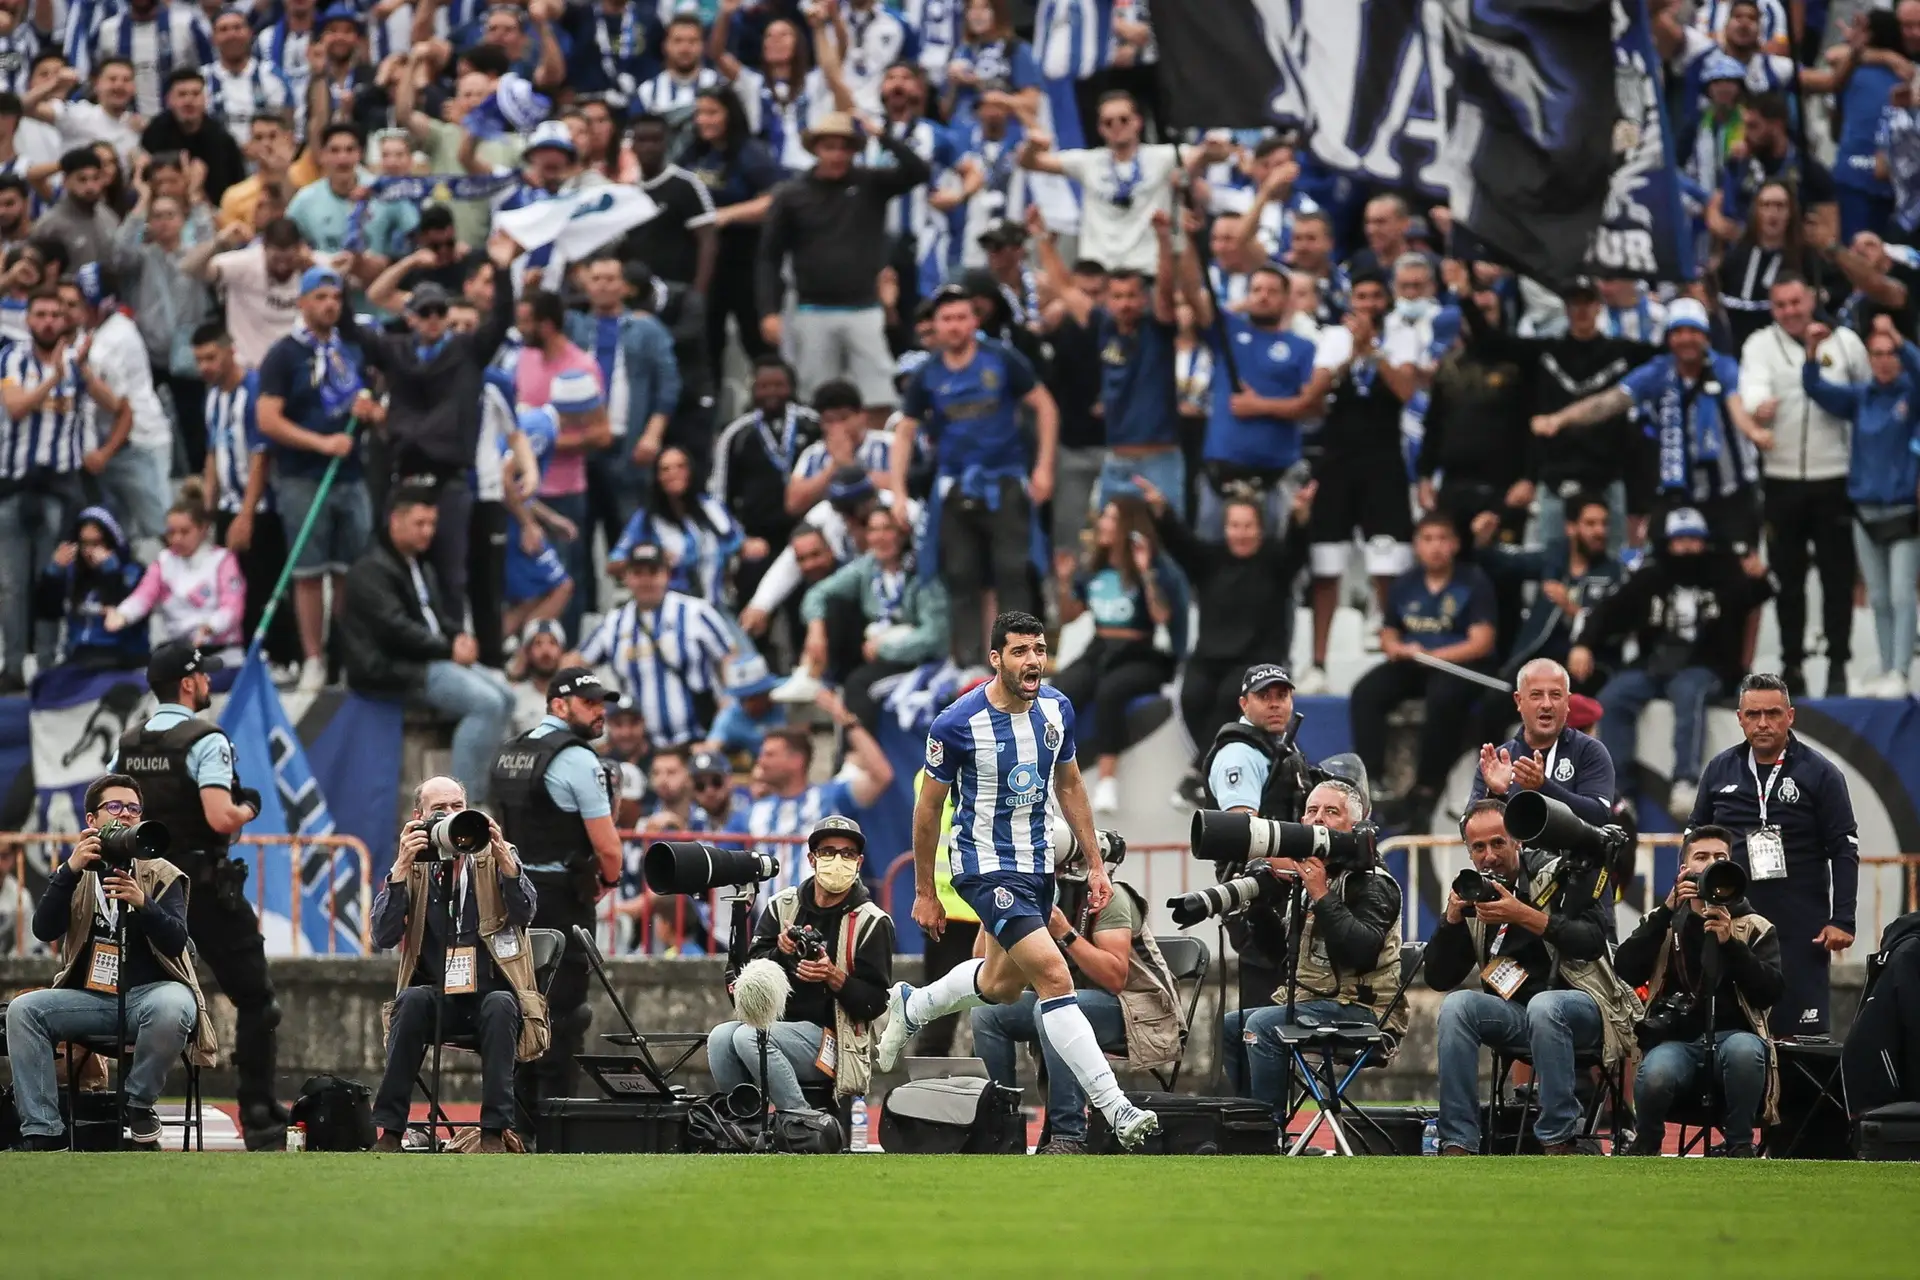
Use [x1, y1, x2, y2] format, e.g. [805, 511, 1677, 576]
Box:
[876, 611, 1160, 1149]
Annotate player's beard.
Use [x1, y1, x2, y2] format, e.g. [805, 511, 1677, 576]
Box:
[999, 663, 1041, 704]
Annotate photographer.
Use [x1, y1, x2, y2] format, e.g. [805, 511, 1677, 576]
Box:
[1200, 663, 1311, 1008]
[971, 839, 1185, 1154]
[4, 775, 216, 1151]
[1219, 780, 1404, 1125]
[369, 777, 544, 1155]
[1427, 799, 1643, 1156]
[1614, 825, 1782, 1158]
[706, 817, 894, 1113]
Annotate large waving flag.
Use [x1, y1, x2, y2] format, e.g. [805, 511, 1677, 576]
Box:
[219, 657, 361, 955]
[494, 185, 661, 261]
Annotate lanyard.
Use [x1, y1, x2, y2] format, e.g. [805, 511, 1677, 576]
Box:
[873, 567, 906, 621]
[598, 5, 638, 83]
[409, 558, 442, 636]
[1748, 750, 1784, 825]
[452, 858, 470, 938]
[1108, 151, 1142, 204]
[756, 407, 797, 471]
[93, 873, 120, 934]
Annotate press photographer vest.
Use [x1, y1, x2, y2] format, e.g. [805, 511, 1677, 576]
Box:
[1201, 721, 1307, 819]
[1106, 882, 1187, 1072]
[1285, 868, 1408, 1044]
[1645, 910, 1781, 1124]
[491, 727, 598, 889]
[385, 850, 551, 1062]
[51, 858, 219, 1066]
[1466, 851, 1646, 1066]
[771, 886, 888, 1099]
[116, 720, 237, 855]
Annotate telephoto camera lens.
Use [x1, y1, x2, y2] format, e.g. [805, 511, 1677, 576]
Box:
[644, 840, 780, 895]
[1167, 871, 1273, 928]
[428, 809, 492, 859]
[1504, 790, 1619, 863]
[1190, 809, 1373, 871]
[97, 819, 169, 868]
[1697, 859, 1748, 907]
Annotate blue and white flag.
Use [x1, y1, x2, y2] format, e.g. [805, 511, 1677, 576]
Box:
[219, 657, 361, 955]
[1585, 0, 1694, 283]
[27, 667, 152, 839]
[494, 184, 660, 263]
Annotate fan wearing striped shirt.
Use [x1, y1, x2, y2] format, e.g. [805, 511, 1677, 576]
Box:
[579, 543, 737, 747]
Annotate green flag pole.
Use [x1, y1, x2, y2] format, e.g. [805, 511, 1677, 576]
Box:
[245, 417, 360, 666]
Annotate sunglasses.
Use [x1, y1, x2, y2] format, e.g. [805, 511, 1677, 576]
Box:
[97, 799, 142, 817]
[692, 776, 729, 789]
[413, 305, 448, 319]
[1099, 116, 1133, 129]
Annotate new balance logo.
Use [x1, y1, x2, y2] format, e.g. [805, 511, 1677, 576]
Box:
[1718, 784, 1739, 793]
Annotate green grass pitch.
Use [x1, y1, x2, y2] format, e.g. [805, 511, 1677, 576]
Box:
[2, 1153, 1917, 1278]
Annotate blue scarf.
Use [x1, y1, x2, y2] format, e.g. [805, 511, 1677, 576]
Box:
[290, 318, 363, 421]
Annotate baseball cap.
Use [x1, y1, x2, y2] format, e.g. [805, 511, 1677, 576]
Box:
[977, 219, 1027, 250]
[549, 368, 604, 415]
[299, 265, 343, 296]
[1701, 51, 1747, 85]
[1666, 297, 1711, 335]
[318, 1, 364, 28]
[1561, 276, 1600, 303]
[1664, 507, 1711, 541]
[520, 617, 566, 647]
[807, 814, 866, 854]
[1241, 663, 1294, 696]
[621, 543, 667, 571]
[525, 119, 577, 156]
[1565, 694, 1604, 731]
[406, 281, 452, 315]
[826, 464, 876, 508]
[688, 750, 729, 779]
[550, 665, 621, 703]
[724, 653, 781, 698]
[148, 640, 223, 688]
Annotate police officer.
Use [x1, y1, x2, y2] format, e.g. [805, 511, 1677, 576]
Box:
[113, 640, 286, 1150]
[1686, 672, 1858, 1036]
[496, 665, 625, 1141]
[1201, 662, 1310, 1008]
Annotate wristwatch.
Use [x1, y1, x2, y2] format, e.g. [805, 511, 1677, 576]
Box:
[1057, 929, 1080, 951]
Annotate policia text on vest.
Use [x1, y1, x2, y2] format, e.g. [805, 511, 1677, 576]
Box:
[114, 642, 287, 1149]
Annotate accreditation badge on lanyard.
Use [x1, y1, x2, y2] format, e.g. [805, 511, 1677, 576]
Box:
[87, 878, 121, 994]
[1747, 752, 1789, 882]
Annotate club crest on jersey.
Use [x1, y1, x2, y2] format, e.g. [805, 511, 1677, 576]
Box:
[1043, 723, 1062, 751]
[1778, 777, 1799, 804]
[993, 887, 1014, 910]
[1554, 757, 1574, 782]
[925, 736, 943, 768]
[1003, 762, 1041, 807]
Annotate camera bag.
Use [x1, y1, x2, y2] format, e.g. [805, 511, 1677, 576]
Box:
[290, 1074, 377, 1151]
[1086, 1092, 1276, 1155]
[878, 1077, 1024, 1153]
[1854, 1102, 1920, 1161]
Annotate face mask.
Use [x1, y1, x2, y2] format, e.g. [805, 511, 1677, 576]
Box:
[812, 857, 860, 895]
[1394, 296, 1437, 322]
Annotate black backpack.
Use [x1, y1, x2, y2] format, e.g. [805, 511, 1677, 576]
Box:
[290, 1075, 376, 1151]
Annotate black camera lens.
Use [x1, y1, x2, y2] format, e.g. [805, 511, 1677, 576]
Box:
[644, 840, 779, 895]
[1452, 867, 1500, 905]
[98, 819, 169, 865]
[1698, 859, 1747, 907]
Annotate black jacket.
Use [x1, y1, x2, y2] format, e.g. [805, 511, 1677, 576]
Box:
[335, 541, 460, 694]
[1153, 506, 1308, 661]
[140, 113, 248, 204]
[1572, 549, 1775, 690]
[1416, 346, 1531, 492]
[37, 861, 190, 991]
[746, 879, 895, 1030]
[1425, 847, 1609, 1004]
[756, 132, 932, 313]
[1245, 863, 1402, 978]
[1615, 898, 1784, 1034]
[350, 260, 515, 478]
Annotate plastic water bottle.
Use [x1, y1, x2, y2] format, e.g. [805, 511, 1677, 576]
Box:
[1421, 1117, 1439, 1156]
[287, 1122, 307, 1154]
[850, 1097, 870, 1151]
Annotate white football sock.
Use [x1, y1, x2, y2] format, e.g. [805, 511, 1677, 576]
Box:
[904, 958, 987, 1028]
[1038, 993, 1131, 1121]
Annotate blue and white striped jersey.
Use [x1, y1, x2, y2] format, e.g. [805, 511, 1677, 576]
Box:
[1033, 0, 1110, 82]
[204, 369, 272, 514]
[580, 590, 734, 746]
[728, 779, 858, 893]
[791, 429, 892, 481]
[92, 2, 214, 116]
[925, 682, 1075, 877]
[0, 345, 88, 480]
[206, 56, 297, 137]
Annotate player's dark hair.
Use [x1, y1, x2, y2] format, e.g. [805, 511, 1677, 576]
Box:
[0, 174, 28, 201]
[990, 611, 1046, 653]
[1683, 824, 1737, 855]
[527, 290, 567, 329]
[319, 121, 363, 151]
[85, 773, 143, 817]
[1737, 672, 1792, 705]
[417, 204, 455, 234]
[752, 353, 798, 390]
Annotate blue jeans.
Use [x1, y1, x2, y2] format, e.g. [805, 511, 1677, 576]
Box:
[414, 661, 514, 805]
[96, 443, 172, 541]
[4, 981, 198, 1136]
[0, 478, 80, 679]
[1852, 520, 1920, 679]
[970, 989, 1127, 1142]
[1597, 665, 1721, 785]
[1221, 1000, 1375, 1123]
[1635, 1030, 1769, 1145]
[1097, 449, 1187, 523]
[1436, 988, 1603, 1151]
[707, 1019, 832, 1111]
[274, 471, 372, 578]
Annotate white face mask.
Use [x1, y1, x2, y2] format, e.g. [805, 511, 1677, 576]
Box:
[812, 857, 860, 895]
[1395, 296, 1437, 322]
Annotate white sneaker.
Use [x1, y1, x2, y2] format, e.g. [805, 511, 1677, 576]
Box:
[1868, 671, 1910, 699]
[295, 657, 326, 693]
[1114, 1105, 1160, 1151]
[770, 670, 823, 704]
[1295, 666, 1330, 695]
[1092, 775, 1120, 814]
[876, 981, 918, 1073]
[1668, 778, 1697, 822]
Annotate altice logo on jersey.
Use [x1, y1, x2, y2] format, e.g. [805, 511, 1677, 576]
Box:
[1002, 762, 1042, 808]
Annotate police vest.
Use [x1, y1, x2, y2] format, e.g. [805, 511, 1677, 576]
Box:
[116, 720, 237, 855]
[1288, 868, 1407, 1045]
[1200, 721, 1307, 820]
[491, 728, 599, 890]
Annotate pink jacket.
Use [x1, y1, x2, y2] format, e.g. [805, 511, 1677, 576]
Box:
[119, 542, 246, 649]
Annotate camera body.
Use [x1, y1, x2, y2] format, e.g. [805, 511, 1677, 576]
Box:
[1635, 990, 1702, 1050]
[1451, 867, 1512, 918]
[95, 819, 168, 872]
[784, 923, 829, 962]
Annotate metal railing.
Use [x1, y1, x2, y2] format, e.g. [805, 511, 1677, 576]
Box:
[0, 831, 375, 955]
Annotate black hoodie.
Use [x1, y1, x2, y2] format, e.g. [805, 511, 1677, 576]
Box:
[747, 877, 895, 1030]
[1571, 548, 1775, 690]
[1615, 898, 1784, 1035]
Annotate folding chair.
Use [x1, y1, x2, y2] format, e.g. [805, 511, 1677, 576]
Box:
[1276, 941, 1425, 1157]
[413, 927, 567, 1148]
[0, 996, 207, 1152]
[1143, 934, 1210, 1091]
[1487, 1045, 1629, 1154]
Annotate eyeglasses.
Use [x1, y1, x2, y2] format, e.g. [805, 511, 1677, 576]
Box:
[97, 799, 142, 817]
[413, 305, 448, 319]
[812, 848, 861, 863]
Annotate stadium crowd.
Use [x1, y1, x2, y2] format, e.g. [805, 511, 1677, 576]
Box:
[1, 0, 1918, 906]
